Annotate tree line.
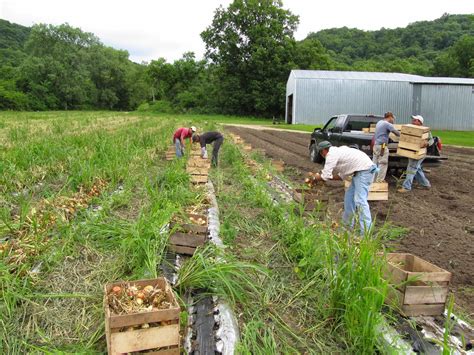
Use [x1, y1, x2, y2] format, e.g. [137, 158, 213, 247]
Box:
[0, 1, 472, 117]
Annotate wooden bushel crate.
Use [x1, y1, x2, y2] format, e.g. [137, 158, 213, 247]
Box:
[397, 124, 430, 160]
[169, 213, 208, 255]
[165, 147, 175, 161]
[271, 159, 285, 172]
[231, 135, 243, 144]
[104, 277, 180, 354]
[384, 253, 451, 317]
[344, 181, 388, 201]
[293, 188, 329, 213]
[242, 144, 252, 152]
[190, 175, 208, 184]
[186, 166, 209, 176]
[368, 182, 388, 201]
[187, 158, 211, 169]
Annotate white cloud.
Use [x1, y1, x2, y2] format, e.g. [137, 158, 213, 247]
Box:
[1, 0, 473, 63]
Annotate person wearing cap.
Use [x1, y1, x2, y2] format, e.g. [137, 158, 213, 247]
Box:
[398, 115, 433, 193]
[192, 131, 224, 167]
[173, 126, 196, 158]
[372, 112, 400, 182]
[311, 141, 378, 235]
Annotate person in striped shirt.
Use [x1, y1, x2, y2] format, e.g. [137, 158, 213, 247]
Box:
[311, 141, 378, 235]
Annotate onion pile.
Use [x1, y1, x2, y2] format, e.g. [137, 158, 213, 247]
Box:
[107, 283, 171, 315]
[189, 216, 206, 226]
[304, 172, 318, 187]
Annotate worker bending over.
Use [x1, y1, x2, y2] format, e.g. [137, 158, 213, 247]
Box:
[312, 141, 378, 235]
[192, 131, 224, 167]
[173, 126, 196, 158]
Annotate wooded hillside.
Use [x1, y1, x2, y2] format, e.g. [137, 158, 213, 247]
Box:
[0, 10, 472, 116]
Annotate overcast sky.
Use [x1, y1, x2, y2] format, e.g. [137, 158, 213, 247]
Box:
[1, 0, 473, 63]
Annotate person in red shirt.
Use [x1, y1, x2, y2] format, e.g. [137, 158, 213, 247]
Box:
[173, 126, 196, 157]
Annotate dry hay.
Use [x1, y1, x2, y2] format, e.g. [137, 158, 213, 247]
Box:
[19, 246, 125, 346]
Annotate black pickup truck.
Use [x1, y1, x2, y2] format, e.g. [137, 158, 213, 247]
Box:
[309, 114, 444, 171]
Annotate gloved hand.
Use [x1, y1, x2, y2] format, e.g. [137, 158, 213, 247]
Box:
[201, 147, 208, 159]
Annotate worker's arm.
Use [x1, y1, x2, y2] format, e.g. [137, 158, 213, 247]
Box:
[387, 123, 401, 136]
[313, 172, 341, 181]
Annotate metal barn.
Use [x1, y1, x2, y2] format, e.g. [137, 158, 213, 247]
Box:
[285, 70, 474, 130]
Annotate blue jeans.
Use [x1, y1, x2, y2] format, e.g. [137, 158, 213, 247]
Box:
[343, 166, 376, 235]
[402, 158, 430, 190]
[174, 138, 184, 158]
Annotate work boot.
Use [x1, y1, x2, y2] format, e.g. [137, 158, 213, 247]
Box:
[397, 188, 410, 193]
[415, 185, 431, 190]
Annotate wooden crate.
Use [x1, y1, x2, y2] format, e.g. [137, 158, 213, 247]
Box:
[165, 147, 176, 161]
[396, 124, 430, 160]
[271, 159, 285, 172]
[389, 132, 400, 142]
[362, 127, 370, 133]
[368, 182, 388, 201]
[384, 253, 451, 317]
[190, 174, 208, 184]
[104, 277, 180, 354]
[400, 124, 430, 138]
[293, 188, 329, 212]
[242, 144, 252, 152]
[369, 123, 376, 133]
[231, 135, 243, 144]
[186, 166, 209, 175]
[187, 158, 211, 169]
[397, 146, 427, 160]
[344, 181, 388, 201]
[169, 213, 208, 255]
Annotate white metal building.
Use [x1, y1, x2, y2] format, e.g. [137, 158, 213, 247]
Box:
[285, 70, 474, 130]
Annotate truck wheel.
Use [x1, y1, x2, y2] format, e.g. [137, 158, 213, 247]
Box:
[310, 143, 318, 163]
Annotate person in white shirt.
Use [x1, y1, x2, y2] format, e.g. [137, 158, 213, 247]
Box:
[312, 141, 378, 235]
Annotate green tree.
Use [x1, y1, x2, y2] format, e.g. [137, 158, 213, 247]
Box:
[201, 0, 299, 117]
[19, 23, 98, 109]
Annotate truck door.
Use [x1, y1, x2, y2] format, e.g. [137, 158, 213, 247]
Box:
[323, 116, 345, 146]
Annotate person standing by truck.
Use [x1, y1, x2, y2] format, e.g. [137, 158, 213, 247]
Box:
[372, 112, 400, 182]
[192, 131, 224, 167]
[173, 126, 196, 158]
[398, 115, 433, 193]
[311, 141, 378, 236]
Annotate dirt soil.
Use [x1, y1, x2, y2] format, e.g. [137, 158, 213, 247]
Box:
[225, 126, 474, 315]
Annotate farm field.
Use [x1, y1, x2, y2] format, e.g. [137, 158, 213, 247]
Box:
[225, 125, 474, 315]
[0, 111, 472, 353]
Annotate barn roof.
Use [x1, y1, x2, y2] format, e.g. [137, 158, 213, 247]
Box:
[290, 70, 474, 85]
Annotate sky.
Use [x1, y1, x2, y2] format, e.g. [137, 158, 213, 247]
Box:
[1, 0, 473, 63]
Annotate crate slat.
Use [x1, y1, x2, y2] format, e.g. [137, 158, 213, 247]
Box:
[190, 175, 208, 183]
[110, 324, 179, 354]
[396, 147, 427, 159]
[401, 304, 446, 317]
[170, 232, 207, 248]
[169, 244, 197, 255]
[401, 124, 430, 137]
[404, 286, 449, 305]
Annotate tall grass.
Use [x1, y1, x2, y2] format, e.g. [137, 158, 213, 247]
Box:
[0, 111, 210, 352]
[215, 141, 392, 353]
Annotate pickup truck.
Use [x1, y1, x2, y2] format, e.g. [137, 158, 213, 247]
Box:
[309, 114, 444, 171]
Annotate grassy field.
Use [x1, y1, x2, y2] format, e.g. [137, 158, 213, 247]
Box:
[0, 111, 464, 353]
[432, 130, 474, 147]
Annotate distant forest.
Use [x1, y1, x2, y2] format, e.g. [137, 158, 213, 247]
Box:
[0, 2, 473, 117]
